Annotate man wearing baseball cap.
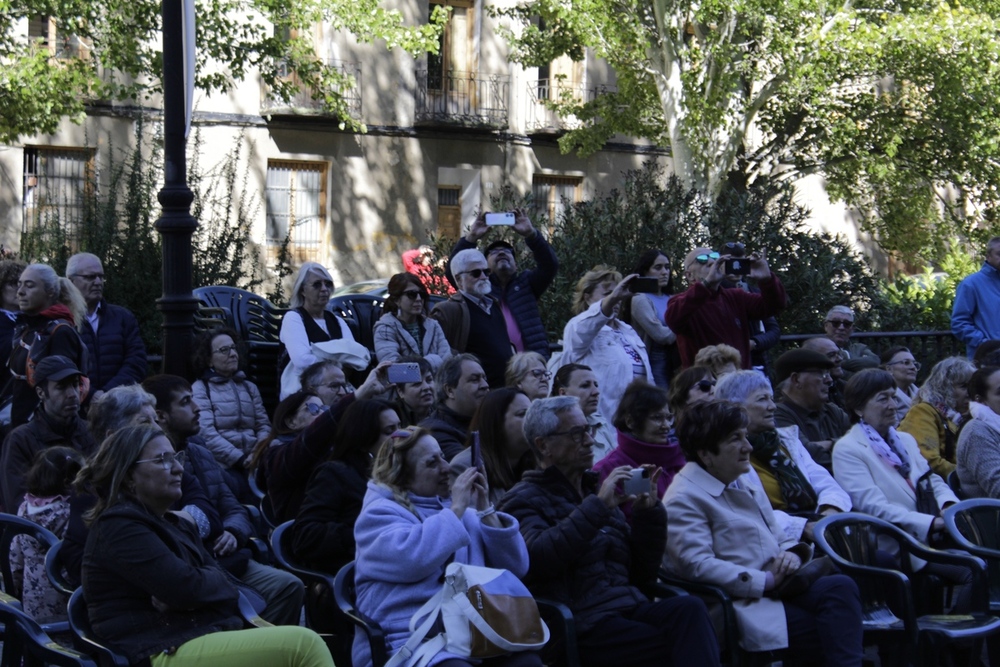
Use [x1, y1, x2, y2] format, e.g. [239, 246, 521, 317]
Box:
[772, 348, 852, 470]
[1, 355, 97, 510]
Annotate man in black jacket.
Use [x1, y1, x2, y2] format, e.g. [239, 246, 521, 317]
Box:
[418, 354, 489, 460]
[498, 396, 720, 667]
[144, 374, 304, 626]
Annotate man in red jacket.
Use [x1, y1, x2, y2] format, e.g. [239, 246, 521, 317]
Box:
[666, 247, 786, 369]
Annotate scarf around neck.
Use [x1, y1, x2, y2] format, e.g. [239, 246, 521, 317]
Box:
[860, 420, 911, 480]
[746, 429, 818, 511]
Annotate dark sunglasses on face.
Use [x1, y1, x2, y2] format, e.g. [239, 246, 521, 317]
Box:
[401, 290, 425, 300]
[695, 379, 716, 392]
[826, 319, 853, 329]
[695, 252, 721, 265]
[309, 280, 334, 290]
[305, 402, 331, 416]
[460, 268, 491, 279]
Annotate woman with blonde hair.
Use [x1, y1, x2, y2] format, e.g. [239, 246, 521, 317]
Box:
[560, 266, 652, 422]
[505, 351, 551, 400]
[9, 263, 88, 427]
[352, 426, 537, 667]
[693, 344, 742, 378]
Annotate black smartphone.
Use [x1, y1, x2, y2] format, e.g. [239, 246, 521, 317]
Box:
[470, 431, 482, 469]
[724, 257, 752, 276]
[630, 277, 660, 293]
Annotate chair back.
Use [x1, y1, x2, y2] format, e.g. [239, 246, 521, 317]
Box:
[334, 561, 387, 667]
[947, 470, 966, 500]
[327, 294, 385, 353]
[0, 513, 60, 594]
[269, 521, 336, 628]
[0, 589, 95, 667]
[67, 589, 130, 667]
[44, 540, 76, 597]
[943, 498, 1000, 608]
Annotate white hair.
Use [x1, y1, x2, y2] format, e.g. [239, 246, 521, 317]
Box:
[450, 249, 487, 277]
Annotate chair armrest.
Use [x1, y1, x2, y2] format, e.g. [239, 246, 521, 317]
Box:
[238, 592, 273, 628]
[658, 570, 732, 603]
[535, 598, 579, 667]
[248, 537, 271, 566]
[332, 565, 387, 667]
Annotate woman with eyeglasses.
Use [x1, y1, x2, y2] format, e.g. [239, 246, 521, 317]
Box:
[190, 328, 270, 497]
[505, 351, 551, 400]
[279, 262, 357, 399]
[880, 346, 920, 422]
[594, 380, 685, 523]
[78, 424, 334, 667]
[353, 426, 538, 667]
[373, 272, 451, 370]
[898, 356, 976, 478]
[561, 266, 653, 424]
[450, 388, 535, 504]
[622, 249, 677, 389]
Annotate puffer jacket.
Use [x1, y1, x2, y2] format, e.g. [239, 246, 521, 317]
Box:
[373, 312, 452, 370]
[78, 300, 147, 394]
[497, 465, 665, 632]
[192, 371, 271, 468]
[449, 232, 558, 358]
[181, 438, 255, 543]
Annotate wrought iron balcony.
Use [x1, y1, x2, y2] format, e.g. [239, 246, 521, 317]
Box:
[525, 78, 609, 134]
[415, 70, 509, 128]
[261, 60, 362, 119]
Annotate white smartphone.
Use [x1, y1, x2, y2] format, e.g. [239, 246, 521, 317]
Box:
[485, 212, 515, 226]
[623, 468, 650, 496]
[387, 363, 422, 384]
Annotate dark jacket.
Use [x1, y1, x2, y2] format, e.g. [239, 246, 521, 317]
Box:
[418, 404, 471, 461]
[79, 301, 147, 395]
[449, 233, 558, 358]
[496, 466, 666, 632]
[259, 394, 356, 523]
[290, 456, 369, 573]
[1, 409, 97, 511]
[179, 438, 254, 544]
[82, 500, 242, 665]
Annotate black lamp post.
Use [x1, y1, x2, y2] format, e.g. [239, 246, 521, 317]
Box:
[154, 0, 199, 378]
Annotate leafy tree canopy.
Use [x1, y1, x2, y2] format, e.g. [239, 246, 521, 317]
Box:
[495, 0, 1000, 260]
[0, 0, 448, 141]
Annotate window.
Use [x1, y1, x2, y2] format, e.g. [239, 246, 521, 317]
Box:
[22, 146, 94, 241]
[532, 175, 581, 222]
[28, 15, 90, 59]
[427, 0, 475, 90]
[437, 186, 461, 239]
[265, 161, 328, 266]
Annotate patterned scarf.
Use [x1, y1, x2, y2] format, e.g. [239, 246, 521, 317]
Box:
[746, 430, 819, 512]
[860, 420, 911, 480]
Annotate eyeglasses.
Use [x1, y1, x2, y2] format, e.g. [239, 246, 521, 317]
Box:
[487, 246, 513, 256]
[799, 369, 833, 380]
[304, 402, 331, 416]
[547, 424, 598, 445]
[135, 450, 187, 470]
[308, 280, 334, 290]
[401, 290, 425, 300]
[695, 379, 716, 392]
[825, 319, 854, 329]
[459, 268, 491, 279]
[320, 381, 351, 395]
[212, 345, 238, 356]
[71, 273, 105, 282]
[694, 252, 721, 265]
[528, 369, 552, 380]
[886, 359, 921, 370]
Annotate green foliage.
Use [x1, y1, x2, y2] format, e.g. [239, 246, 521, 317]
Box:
[0, 0, 447, 142]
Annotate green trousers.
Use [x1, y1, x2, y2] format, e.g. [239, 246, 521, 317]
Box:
[150, 626, 333, 667]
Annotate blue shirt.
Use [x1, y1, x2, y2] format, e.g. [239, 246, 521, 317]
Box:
[951, 262, 1000, 357]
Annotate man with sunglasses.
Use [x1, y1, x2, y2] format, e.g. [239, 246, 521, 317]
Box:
[445, 208, 558, 361]
[433, 248, 515, 388]
[666, 246, 786, 370]
[822, 305, 879, 377]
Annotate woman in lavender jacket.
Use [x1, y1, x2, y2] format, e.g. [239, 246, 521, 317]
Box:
[352, 426, 539, 667]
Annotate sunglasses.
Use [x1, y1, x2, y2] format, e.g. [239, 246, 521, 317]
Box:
[401, 290, 425, 300]
[695, 379, 716, 392]
[304, 402, 331, 416]
[460, 268, 492, 279]
[309, 280, 334, 290]
[694, 252, 721, 265]
[825, 319, 854, 329]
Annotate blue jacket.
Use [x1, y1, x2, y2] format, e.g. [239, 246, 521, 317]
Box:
[952, 263, 1000, 357]
[79, 301, 147, 393]
[450, 233, 558, 358]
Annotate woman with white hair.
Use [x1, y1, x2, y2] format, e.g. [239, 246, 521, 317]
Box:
[899, 356, 976, 478]
[560, 266, 652, 422]
[278, 262, 356, 399]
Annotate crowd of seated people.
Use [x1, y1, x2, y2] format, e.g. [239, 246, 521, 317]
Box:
[8, 234, 1000, 667]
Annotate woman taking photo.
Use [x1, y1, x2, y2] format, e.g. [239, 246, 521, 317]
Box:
[898, 356, 975, 478]
[78, 424, 332, 667]
[279, 262, 356, 399]
[956, 366, 1000, 498]
[190, 328, 270, 490]
[664, 401, 863, 664]
[373, 273, 451, 370]
[291, 399, 400, 573]
[390, 356, 435, 427]
[561, 266, 652, 422]
[624, 250, 676, 388]
[450, 388, 534, 504]
[881, 346, 919, 422]
[505, 352, 551, 401]
[9, 263, 88, 427]
[353, 427, 538, 667]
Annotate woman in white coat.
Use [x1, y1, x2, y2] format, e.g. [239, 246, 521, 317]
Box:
[663, 400, 863, 664]
[560, 266, 652, 422]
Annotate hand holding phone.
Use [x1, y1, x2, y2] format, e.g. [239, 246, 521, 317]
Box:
[485, 212, 516, 226]
[387, 363, 421, 384]
[622, 467, 650, 496]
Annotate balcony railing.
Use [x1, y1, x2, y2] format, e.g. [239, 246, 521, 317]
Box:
[415, 70, 509, 128]
[526, 79, 609, 134]
[261, 59, 362, 118]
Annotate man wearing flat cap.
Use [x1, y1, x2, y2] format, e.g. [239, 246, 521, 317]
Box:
[1, 355, 97, 510]
[772, 348, 851, 470]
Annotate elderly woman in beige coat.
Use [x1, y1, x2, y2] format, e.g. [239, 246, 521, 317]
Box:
[663, 400, 863, 665]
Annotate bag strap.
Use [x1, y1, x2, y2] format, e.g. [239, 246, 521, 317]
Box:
[385, 589, 445, 667]
[452, 594, 551, 652]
